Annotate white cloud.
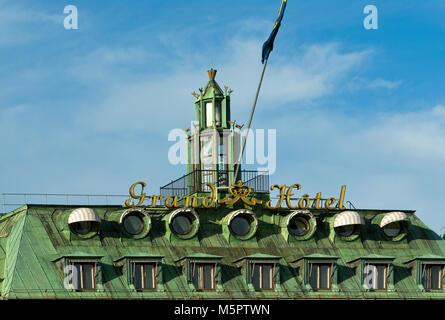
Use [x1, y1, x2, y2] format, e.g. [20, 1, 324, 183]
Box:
[264, 103, 445, 232]
[366, 78, 402, 90]
[71, 39, 370, 135]
[0, 1, 61, 46]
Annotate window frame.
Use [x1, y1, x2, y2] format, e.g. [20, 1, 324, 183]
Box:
[71, 262, 96, 291]
[251, 263, 274, 290]
[309, 263, 332, 290]
[132, 262, 157, 291]
[171, 213, 193, 235]
[192, 263, 216, 290]
[364, 263, 388, 290]
[123, 213, 146, 235]
[422, 264, 444, 290]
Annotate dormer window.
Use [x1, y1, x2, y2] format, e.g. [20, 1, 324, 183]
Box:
[364, 264, 388, 290]
[133, 262, 157, 290]
[349, 255, 395, 291]
[176, 253, 223, 291]
[52, 254, 104, 292]
[72, 262, 96, 290]
[309, 263, 331, 290]
[234, 253, 281, 292]
[293, 254, 339, 291]
[252, 263, 274, 290]
[114, 255, 164, 291]
[193, 263, 216, 290]
[422, 264, 443, 290]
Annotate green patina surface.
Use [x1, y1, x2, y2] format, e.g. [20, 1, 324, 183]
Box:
[0, 203, 445, 300]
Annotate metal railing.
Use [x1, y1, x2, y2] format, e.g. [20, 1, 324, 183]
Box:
[160, 169, 269, 200]
[1, 193, 129, 214]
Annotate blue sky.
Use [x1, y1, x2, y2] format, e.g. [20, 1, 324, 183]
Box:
[1, 0, 445, 232]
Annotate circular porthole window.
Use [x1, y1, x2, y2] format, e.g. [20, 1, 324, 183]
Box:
[123, 213, 145, 235]
[168, 208, 199, 239]
[333, 211, 364, 241]
[226, 209, 258, 240]
[335, 225, 355, 237]
[288, 216, 310, 236]
[71, 221, 92, 234]
[171, 214, 193, 235]
[383, 221, 401, 238]
[120, 208, 151, 239]
[68, 208, 101, 238]
[230, 215, 251, 236]
[284, 210, 317, 240]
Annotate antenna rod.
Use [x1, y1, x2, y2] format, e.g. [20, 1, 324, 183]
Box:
[234, 57, 269, 181]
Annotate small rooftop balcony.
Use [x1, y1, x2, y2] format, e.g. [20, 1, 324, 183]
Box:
[160, 169, 269, 199]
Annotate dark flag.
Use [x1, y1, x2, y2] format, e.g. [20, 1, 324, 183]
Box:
[261, 0, 287, 64]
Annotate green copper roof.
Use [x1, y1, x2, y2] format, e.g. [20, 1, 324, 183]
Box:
[404, 254, 445, 264]
[293, 253, 339, 262]
[348, 254, 395, 263]
[1, 204, 445, 299]
[176, 253, 223, 262]
[233, 253, 281, 263]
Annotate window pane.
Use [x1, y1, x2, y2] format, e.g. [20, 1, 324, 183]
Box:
[134, 264, 143, 289]
[82, 264, 94, 289]
[336, 225, 354, 237]
[172, 215, 192, 235]
[124, 214, 144, 235]
[206, 102, 213, 127]
[319, 265, 330, 289]
[431, 266, 441, 289]
[383, 222, 401, 237]
[364, 265, 375, 289]
[72, 221, 91, 235]
[310, 265, 318, 289]
[377, 265, 387, 289]
[143, 264, 154, 289]
[193, 264, 199, 288]
[73, 264, 81, 289]
[422, 265, 427, 288]
[252, 265, 260, 289]
[203, 265, 214, 289]
[215, 103, 221, 126]
[230, 216, 250, 236]
[288, 217, 309, 236]
[262, 265, 272, 289]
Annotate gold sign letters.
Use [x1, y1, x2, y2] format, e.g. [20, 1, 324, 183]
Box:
[126, 181, 347, 210]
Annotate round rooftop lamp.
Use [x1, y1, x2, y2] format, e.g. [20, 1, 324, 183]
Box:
[168, 208, 199, 239]
[333, 210, 364, 238]
[68, 208, 100, 236]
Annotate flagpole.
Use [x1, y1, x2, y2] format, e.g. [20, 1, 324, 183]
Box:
[233, 57, 269, 182]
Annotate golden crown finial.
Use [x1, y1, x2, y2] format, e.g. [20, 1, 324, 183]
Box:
[207, 68, 217, 80]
